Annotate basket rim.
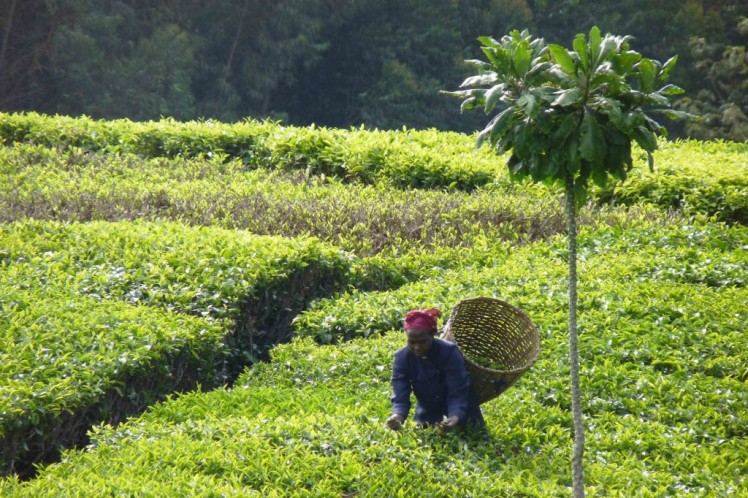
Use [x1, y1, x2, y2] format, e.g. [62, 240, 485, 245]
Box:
[442, 296, 542, 375]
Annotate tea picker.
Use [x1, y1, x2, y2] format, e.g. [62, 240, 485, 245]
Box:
[387, 298, 541, 431]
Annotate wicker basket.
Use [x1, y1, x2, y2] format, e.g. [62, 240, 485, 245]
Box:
[441, 297, 541, 404]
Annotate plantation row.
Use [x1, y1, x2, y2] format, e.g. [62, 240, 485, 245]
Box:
[2, 221, 745, 495]
[0, 112, 503, 191]
[0, 220, 353, 476]
[1, 113, 746, 495]
[1, 112, 747, 223]
[296, 223, 748, 346]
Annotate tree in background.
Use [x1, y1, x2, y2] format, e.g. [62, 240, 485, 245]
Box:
[446, 27, 688, 496]
[2, 0, 200, 120]
[0, 0, 63, 111]
[0, 0, 351, 122]
[676, 16, 748, 141]
[0, 0, 737, 141]
[275, 0, 535, 132]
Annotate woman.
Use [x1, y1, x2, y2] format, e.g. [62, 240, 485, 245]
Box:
[386, 308, 484, 432]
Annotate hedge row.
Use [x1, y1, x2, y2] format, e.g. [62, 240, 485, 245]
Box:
[294, 222, 748, 344]
[0, 220, 354, 476]
[0, 112, 506, 191]
[2, 219, 355, 361]
[0, 113, 748, 223]
[0, 286, 226, 478]
[2, 224, 745, 496]
[2, 113, 745, 221]
[594, 139, 748, 224]
[0, 142, 557, 257]
[0, 142, 685, 271]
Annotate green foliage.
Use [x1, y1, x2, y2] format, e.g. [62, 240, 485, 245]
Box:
[1, 220, 352, 358]
[448, 29, 692, 492]
[0, 285, 226, 477]
[295, 223, 747, 344]
[2, 224, 746, 494]
[0, 112, 506, 190]
[594, 139, 748, 224]
[0, 141, 567, 259]
[0, 219, 353, 475]
[447, 27, 689, 200]
[0, 112, 273, 163]
[0, 113, 745, 493]
[675, 16, 748, 142]
[2, 0, 745, 141]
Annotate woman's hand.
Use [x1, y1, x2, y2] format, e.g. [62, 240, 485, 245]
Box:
[436, 415, 459, 433]
[386, 414, 405, 430]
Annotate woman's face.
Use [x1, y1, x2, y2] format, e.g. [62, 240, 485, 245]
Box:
[406, 329, 434, 358]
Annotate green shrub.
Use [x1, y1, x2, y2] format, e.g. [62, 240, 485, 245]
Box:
[0, 112, 272, 164]
[594, 139, 748, 224]
[0, 112, 506, 190]
[295, 223, 747, 344]
[2, 296, 745, 495]
[0, 286, 226, 478]
[2, 113, 745, 222]
[0, 219, 356, 476]
[1, 143, 685, 265]
[1, 220, 353, 362]
[1, 113, 745, 494]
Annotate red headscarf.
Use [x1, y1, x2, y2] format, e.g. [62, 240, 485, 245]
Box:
[404, 308, 440, 334]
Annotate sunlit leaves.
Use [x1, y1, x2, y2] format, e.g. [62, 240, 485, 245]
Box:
[484, 84, 506, 113]
[589, 26, 602, 64]
[552, 88, 582, 107]
[637, 58, 657, 94]
[573, 33, 589, 72]
[0, 219, 357, 474]
[476, 107, 515, 150]
[548, 44, 575, 75]
[0, 113, 745, 495]
[447, 25, 690, 204]
[3, 220, 745, 496]
[612, 50, 643, 75]
[660, 55, 679, 81]
[512, 39, 533, 75]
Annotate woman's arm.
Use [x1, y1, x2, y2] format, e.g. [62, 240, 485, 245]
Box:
[390, 350, 412, 422]
[442, 346, 470, 423]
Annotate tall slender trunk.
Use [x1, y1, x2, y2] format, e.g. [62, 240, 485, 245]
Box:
[0, 0, 18, 98]
[225, 0, 250, 75]
[565, 173, 585, 497]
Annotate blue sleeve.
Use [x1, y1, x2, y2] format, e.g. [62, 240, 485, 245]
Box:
[390, 350, 412, 419]
[443, 346, 470, 421]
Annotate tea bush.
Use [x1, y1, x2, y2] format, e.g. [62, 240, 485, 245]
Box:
[1, 113, 746, 494]
[295, 223, 747, 344]
[0, 220, 355, 475]
[0, 143, 558, 257]
[1, 220, 353, 363]
[0, 285, 227, 477]
[0, 142, 682, 293]
[2, 112, 744, 217]
[2, 288, 745, 495]
[594, 139, 748, 224]
[0, 112, 506, 191]
[0, 112, 271, 163]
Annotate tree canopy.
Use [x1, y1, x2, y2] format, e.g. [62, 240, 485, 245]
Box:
[0, 0, 744, 140]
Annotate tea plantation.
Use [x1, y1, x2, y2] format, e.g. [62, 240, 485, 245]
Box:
[0, 112, 746, 496]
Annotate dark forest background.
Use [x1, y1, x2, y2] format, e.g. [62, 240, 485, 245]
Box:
[1, 0, 746, 140]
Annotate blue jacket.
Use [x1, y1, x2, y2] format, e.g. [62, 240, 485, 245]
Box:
[391, 338, 484, 426]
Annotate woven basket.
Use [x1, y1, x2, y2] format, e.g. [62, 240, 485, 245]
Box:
[441, 297, 541, 404]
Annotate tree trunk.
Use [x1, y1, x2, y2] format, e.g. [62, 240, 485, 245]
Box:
[0, 0, 18, 98]
[224, 0, 250, 76]
[565, 173, 585, 497]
